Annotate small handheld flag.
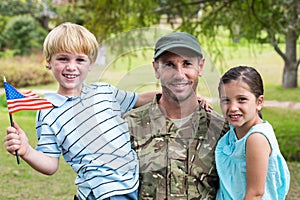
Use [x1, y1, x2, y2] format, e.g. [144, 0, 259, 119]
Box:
[4, 79, 54, 114]
[3, 77, 54, 164]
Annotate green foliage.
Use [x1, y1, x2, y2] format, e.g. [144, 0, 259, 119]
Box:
[0, 15, 10, 50]
[52, 1, 85, 25]
[83, 0, 299, 88]
[83, 0, 161, 42]
[0, 93, 7, 108]
[1, 15, 47, 55]
[0, 49, 17, 58]
[0, 0, 35, 17]
[0, 0, 56, 29]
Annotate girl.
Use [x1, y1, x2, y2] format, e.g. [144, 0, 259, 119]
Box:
[215, 66, 290, 199]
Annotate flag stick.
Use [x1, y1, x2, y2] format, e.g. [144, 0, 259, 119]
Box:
[3, 76, 20, 165]
[9, 114, 20, 164]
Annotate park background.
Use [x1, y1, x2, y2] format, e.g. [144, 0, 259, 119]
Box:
[0, 1, 299, 199]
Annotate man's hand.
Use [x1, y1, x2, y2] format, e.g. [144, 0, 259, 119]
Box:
[197, 95, 213, 111]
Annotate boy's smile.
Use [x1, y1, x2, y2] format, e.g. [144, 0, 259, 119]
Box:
[48, 52, 92, 97]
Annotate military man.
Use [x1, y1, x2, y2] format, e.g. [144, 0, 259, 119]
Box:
[124, 32, 228, 200]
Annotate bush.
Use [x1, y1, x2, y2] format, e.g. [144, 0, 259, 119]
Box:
[0, 15, 10, 50]
[1, 15, 47, 55]
[0, 54, 54, 88]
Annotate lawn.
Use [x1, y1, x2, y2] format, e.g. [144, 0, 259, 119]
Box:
[0, 110, 77, 199]
[0, 39, 299, 199]
[0, 106, 299, 199]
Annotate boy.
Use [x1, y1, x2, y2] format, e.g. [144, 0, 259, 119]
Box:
[4, 22, 154, 200]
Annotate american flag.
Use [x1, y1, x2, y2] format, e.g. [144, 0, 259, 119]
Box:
[4, 80, 54, 114]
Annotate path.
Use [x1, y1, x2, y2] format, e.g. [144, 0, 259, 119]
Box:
[263, 100, 300, 110]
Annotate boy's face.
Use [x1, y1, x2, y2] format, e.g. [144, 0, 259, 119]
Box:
[47, 52, 93, 96]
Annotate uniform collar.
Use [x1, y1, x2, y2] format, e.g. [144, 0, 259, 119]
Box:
[149, 94, 208, 139]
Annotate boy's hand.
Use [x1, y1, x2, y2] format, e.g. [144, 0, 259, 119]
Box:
[4, 122, 29, 157]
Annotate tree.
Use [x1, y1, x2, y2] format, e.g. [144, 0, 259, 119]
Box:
[2, 15, 47, 55]
[198, 0, 299, 88]
[0, 0, 55, 30]
[83, 0, 299, 88]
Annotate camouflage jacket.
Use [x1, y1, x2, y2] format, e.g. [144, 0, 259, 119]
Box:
[124, 94, 228, 200]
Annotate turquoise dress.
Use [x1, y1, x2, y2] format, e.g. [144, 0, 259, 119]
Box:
[215, 121, 290, 200]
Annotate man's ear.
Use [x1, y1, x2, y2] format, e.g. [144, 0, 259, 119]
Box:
[198, 58, 205, 77]
[152, 61, 160, 79]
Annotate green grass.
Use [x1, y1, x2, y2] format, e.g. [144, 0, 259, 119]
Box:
[0, 40, 299, 199]
[264, 85, 300, 102]
[263, 107, 300, 162]
[0, 107, 299, 199]
[0, 110, 77, 199]
[287, 162, 300, 200]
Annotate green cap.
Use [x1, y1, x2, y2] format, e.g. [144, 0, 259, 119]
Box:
[154, 32, 202, 59]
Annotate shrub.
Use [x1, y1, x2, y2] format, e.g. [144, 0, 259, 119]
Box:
[0, 15, 10, 50]
[1, 15, 47, 55]
[0, 54, 54, 88]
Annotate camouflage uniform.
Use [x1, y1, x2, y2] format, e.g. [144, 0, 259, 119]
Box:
[124, 94, 228, 200]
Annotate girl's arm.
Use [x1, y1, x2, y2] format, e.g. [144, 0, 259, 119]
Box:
[4, 122, 59, 175]
[244, 132, 271, 200]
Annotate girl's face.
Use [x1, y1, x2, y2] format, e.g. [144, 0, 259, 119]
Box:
[47, 52, 93, 97]
[219, 80, 264, 137]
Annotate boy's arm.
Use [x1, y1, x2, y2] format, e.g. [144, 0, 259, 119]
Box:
[5, 122, 59, 175]
[134, 91, 158, 108]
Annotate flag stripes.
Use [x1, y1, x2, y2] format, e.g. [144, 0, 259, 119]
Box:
[4, 81, 54, 114]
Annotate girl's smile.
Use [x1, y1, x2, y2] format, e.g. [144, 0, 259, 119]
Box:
[219, 80, 263, 138]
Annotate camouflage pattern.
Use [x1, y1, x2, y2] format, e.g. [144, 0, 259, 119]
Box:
[124, 94, 229, 200]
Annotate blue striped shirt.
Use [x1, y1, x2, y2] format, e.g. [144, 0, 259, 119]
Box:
[35, 83, 139, 199]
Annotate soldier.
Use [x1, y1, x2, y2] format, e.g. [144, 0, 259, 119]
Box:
[124, 32, 229, 200]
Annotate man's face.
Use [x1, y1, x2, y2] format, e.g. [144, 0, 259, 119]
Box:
[153, 50, 204, 102]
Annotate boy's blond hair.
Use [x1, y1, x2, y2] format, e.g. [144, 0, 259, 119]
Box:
[43, 22, 99, 63]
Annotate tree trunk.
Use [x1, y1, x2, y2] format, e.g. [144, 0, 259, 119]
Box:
[282, 62, 298, 88]
[282, 12, 298, 88]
